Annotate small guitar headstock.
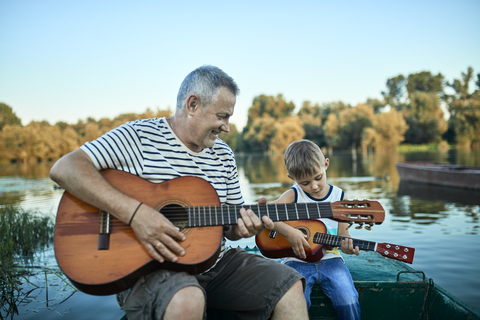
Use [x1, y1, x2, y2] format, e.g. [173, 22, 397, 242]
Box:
[376, 243, 415, 264]
[331, 200, 385, 229]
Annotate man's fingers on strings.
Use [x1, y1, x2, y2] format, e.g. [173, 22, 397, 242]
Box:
[152, 240, 179, 263]
[159, 234, 186, 257]
[261, 215, 275, 230]
[246, 208, 262, 225]
[167, 225, 186, 242]
[147, 243, 165, 263]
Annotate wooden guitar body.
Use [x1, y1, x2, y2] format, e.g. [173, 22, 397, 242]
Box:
[255, 220, 328, 262]
[54, 170, 223, 295]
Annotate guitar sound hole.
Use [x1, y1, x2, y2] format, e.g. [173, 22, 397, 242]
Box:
[160, 204, 188, 230]
[295, 226, 310, 240]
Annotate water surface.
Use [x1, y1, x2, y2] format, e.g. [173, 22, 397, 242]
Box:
[1, 149, 479, 318]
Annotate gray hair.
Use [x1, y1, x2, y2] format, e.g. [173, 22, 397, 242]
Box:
[284, 140, 326, 180]
[176, 65, 239, 110]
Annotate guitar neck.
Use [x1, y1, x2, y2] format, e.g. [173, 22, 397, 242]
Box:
[184, 202, 335, 227]
[313, 233, 377, 252]
[312, 232, 415, 264]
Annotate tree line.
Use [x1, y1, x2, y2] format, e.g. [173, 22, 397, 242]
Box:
[1, 67, 479, 163]
[0, 107, 171, 163]
[222, 67, 480, 153]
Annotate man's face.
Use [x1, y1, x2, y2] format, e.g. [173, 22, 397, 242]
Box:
[187, 87, 235, 152]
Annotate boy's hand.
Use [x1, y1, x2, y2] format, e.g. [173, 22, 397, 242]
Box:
[341, 238, 360, 255]
[286, 229, 311, 259]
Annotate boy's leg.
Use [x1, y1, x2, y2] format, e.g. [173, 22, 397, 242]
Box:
[285, 261, 317, 309]
[318, 258, 360, 320]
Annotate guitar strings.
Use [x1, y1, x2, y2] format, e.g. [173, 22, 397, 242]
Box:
[104, 202, 336, 228]
[314, 233, 375, 251]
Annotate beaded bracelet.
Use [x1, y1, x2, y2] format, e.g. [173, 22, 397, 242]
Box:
[128, 202, 143, 226]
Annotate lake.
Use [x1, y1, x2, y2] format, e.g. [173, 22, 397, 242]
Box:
[1, 149, 479, 319]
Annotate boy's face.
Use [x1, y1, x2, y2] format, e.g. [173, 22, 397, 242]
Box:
[289, 158, 330, 199]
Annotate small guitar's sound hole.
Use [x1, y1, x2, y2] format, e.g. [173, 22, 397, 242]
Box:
[294, 226, 311, 240]
[160, 204, 188, 230]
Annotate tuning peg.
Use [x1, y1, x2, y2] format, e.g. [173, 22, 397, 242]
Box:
[347, 222, 353, 230]
[364, 225, 371, 231]
[355, 222, 364, 229]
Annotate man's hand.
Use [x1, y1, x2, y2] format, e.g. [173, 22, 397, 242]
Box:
[226, 196, 275, 240]
[130, 204, 187, 263]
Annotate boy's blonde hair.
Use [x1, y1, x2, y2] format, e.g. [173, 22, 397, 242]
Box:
[284, 140, 326, 180]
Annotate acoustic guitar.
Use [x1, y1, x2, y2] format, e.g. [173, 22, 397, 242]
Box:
[54, 169, 385, 295]
[255, 220, 415, 263]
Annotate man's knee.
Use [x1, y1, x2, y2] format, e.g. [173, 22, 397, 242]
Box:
[272, 280, 308, 320]
[164, 286, 205, 320]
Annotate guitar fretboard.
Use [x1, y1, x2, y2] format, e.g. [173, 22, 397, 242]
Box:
[182, 202, 335, 227]
[313, 232, 376, 252]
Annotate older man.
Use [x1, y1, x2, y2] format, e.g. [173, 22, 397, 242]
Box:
[50, 65, 308, 320]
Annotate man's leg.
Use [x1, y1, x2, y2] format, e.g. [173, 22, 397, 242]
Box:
[118, 270, 205, 320]
[271, 280, 309, 320]
[197, 248, 308, 320]
[164, 286, 205, 320]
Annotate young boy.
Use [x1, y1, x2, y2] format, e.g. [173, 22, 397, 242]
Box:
[271, 139, 361, 320]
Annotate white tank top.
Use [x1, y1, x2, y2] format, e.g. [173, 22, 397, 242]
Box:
[282, 184, 345, 264]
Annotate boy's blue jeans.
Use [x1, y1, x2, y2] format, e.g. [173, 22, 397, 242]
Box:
[285, 258, 360, 320]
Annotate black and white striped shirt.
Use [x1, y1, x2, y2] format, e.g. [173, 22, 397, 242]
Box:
[81, 117, 244, 264]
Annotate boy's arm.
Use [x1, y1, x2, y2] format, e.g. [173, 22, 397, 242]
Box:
[270, 189, 311, 259]
[337, 222, 360, 255]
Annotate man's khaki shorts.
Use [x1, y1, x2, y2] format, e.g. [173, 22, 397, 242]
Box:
[117, 248, 304, 320]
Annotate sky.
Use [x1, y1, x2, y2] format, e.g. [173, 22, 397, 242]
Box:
[1, 0, 479, 130]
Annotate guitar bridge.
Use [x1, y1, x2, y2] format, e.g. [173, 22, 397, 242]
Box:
[268, 230, 277, 239]
[98, 211, 110, 250]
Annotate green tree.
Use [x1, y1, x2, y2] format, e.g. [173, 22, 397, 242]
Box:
[406, 71, 444, 95]
[0, 103, 22, 131]
[403, 92, 447, 144]
[244, 114, 276, 153]
[0, 121, 62, 162]
[382, 75, 406, 110]
[362, 108, 408, 151]
[270, 116, 305, 153]
[446, 67, 480, 149]
[0, 124, 27, 161]
[297, 101, 324, 148]
[325, 104, 375, 149]
[365, 98, 386, 114]
[245, 94, 295, 127]
[243, 94, 296, 152]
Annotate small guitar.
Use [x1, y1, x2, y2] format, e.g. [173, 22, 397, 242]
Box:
[256, 220, 415, 263]
[54, 169, 385, 295]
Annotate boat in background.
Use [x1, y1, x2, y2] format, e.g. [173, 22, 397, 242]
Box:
[397, 180, 480, 206]
[396, 162, 480, 190]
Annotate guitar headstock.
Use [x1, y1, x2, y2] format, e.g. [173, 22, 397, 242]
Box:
[331, 200, 385, 229]
[376, 243, 415, 264]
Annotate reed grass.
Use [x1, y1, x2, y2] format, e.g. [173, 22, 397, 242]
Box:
[0, 205, 56, 319]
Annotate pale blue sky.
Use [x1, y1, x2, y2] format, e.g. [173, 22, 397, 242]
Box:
[1, 0, 479, 130]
